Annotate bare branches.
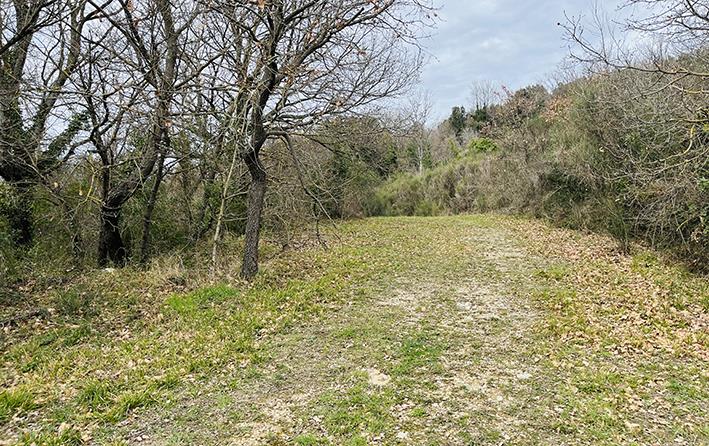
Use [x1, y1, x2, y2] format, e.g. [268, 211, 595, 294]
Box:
[556, 1, 709, 262]
[190, 0, 434, 277]
[562, 0, 709, 84]
[0, 0, 434, 269]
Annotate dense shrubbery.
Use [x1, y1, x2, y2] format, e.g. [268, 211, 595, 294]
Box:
[467, 138, 498, 154]
[368, 67, 709, 271]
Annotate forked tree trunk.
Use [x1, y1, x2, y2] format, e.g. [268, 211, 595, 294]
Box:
[98, 206, 127, 267]
[241, 150, 267, 279]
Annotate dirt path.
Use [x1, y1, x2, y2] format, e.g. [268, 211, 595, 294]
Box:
[104, 219, 568, 445]
[10, 216, 700, 445]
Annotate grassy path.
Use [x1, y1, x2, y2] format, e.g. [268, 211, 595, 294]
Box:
[2, 216, 707, 445]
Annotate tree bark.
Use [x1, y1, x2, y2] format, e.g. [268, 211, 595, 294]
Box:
[6, 186, 34, 247]
[98, 205, 127, 267]
[139, 149, 166, 265]
[240, 150, 267, 279]
[192, 170, 216, 242]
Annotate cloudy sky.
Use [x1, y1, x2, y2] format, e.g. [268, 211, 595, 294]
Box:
[420, 0, 624, 120]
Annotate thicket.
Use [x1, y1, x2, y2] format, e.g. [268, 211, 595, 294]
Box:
[0, 111, 426, 286]
[370, 66, 709, 271]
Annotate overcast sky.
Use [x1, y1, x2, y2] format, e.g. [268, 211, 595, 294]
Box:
[420, 0, 624, 120]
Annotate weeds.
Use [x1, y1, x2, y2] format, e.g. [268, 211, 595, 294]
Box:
[0, 388, 36, 422]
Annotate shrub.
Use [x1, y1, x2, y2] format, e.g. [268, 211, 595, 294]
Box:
[467, 138, 498, 153]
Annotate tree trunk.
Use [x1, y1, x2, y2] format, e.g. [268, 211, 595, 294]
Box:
[240, 150, 267, 279]
[192, 170, 216, 242]
[98, 206, 127, 267]
[6, 186, 34, 246]
[139, 150, 166, 265]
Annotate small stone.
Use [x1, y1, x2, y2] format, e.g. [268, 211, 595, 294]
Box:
[516, 371, 532, 380]
[365, 368, 391, 386]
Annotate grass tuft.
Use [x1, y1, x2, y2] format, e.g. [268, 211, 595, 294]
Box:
[0, 388, 37, 421]
[103, 389, 157, 422]
[18, 428, 84, 446]
[77, 379, 116, 411]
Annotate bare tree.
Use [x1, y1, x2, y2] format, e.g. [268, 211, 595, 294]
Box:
[0, 1, 100, 245]
[468, 80, 499, 111]
[80, 0, 199, 266]
[2, 0, 434, 273]
[203, 0, 433, 278]
[403, 92, 433, 174]
[562, 1, 708, 92]
[0, 0, 60, 56]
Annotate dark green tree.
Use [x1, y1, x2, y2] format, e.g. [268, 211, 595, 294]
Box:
[448, 106, 467, 141]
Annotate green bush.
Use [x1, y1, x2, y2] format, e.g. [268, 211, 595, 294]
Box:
[467, 137, 498, 153]
[369, 73, 708, 270]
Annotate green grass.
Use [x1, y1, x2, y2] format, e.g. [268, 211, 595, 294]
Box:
[0, 388, 37, 422]
[103, 389, 158, 423]
[165, 284, 239, 317]
[320, 380, 395, 439]
[76, 380, 115, 412]
[18, 428, 84, 446]
[294, 434, 327, 445]
[1, 215, 706, 445]
[2, 268, 351, 439]
[524, 225, 709, 445]
[53, 290, 96, 317]
[392, 330, 445, 378]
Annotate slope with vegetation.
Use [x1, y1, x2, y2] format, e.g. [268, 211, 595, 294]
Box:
[369, 71, 708, 271]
